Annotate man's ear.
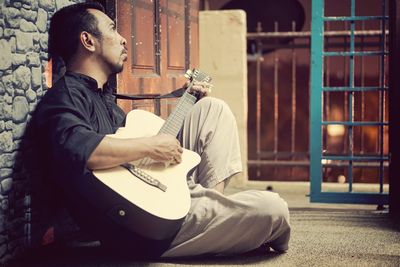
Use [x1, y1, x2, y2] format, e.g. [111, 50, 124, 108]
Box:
[80, 31, 96, 52]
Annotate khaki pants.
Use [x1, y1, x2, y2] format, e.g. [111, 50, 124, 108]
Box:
[162, 97, 291, 257]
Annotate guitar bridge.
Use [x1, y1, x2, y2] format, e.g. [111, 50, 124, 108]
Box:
[121, 163, 167, 192]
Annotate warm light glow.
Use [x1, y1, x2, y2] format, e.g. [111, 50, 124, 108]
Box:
[44, 58, 52, 88]
[337, 175, 346, 184]
[327, 125, 345, 137]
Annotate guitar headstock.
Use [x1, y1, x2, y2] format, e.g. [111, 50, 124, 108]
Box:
[184, 69, 212, 83]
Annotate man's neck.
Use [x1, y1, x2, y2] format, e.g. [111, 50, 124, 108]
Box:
[67, 58, 108, 89]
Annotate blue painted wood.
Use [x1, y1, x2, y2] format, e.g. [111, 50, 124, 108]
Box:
[310, 0, 324, 200]
[309, 0, 389, 204]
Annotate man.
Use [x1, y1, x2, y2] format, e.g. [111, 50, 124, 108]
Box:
[31, 2, 290, 259]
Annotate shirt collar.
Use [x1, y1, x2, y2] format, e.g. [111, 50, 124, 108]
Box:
[66, 71, 99, 90]
[65, 71, 114, 94]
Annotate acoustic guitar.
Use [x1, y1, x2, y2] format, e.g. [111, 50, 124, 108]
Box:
[93, 69, 212, 240]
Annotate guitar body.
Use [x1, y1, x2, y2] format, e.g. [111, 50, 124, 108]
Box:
[93, 109, 200, 240]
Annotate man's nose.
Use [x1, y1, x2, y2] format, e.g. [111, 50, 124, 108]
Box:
[120, 35, 127, 46]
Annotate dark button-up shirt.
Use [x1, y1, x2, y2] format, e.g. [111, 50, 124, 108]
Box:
[30, 72, 172, 258]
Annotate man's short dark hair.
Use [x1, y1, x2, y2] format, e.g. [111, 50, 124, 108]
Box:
[49, 2, 105, 64]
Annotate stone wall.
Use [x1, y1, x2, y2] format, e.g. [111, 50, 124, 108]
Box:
[0, 0, 82, 263]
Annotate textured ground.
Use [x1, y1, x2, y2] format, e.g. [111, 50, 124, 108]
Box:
[10, 182, 400, 267]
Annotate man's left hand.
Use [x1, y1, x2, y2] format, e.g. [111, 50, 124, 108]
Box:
[185, 81, 213, 99]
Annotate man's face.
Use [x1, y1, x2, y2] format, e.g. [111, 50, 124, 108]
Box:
[89, 9, 128, 74]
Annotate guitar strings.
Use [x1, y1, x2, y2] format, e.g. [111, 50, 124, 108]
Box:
[136, 72, 210, 172]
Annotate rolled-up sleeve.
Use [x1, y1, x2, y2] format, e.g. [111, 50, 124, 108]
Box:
[36, 88, 105, 175]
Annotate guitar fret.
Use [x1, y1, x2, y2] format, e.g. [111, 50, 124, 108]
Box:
[158, 71, 210, 137]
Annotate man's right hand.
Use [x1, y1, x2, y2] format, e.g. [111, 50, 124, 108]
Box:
[148, 133, 183, 165]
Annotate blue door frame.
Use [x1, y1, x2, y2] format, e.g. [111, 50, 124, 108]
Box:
[310, 0, 389, 204]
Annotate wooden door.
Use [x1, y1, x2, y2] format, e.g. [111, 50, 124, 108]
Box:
[116, 0, 199, 118]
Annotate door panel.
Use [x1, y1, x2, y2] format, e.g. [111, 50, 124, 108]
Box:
[166, 0, 186, 71]
[130, 0, 158, 75]
[117, 0, 199, 118]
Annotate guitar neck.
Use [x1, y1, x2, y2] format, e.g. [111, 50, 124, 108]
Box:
[158, 90, 197, 136]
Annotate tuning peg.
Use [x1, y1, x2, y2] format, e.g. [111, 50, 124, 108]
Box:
[184, 69, 193, 79]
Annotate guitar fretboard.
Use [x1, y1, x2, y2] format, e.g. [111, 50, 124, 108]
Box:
[158, 91, 197, 136]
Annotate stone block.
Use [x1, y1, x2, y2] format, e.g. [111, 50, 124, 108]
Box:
[33, 43, 40, 53]
[15, 31, 33, 53]
[39, 0, 55, 11]
[12, 1, 22, 9]
[0, 81, 4, 96]
[29, 102, 37, 113]
[0, 121, 4, 132]
[2, 74, 12, 90]
[26, 89, 36, 102]
[12, 54, 26, 66]
[0, 103, 12, 120]
[0, 27, 3, 39]
[0, 169, 12, 179]
[56, 0, 72, 10]
[20, 19, 37, 33]
[0, 178, 12, 195]
[0, 153, 14, 168]
[11, 139, 20, 152]
[33, 34, 39, 43]
[36, 8, 47, 33]
[40, 51, 49, 61]
[39, 33, 48, 50]
[27, 52, 40, 67]
[5, 95, 13, 105]
[21, 8, 37, 22]
[3, 28, 14, 39]
[5, 121, 13, 131]
[36, 88, 43, 98]
[15, 89, 25, 96]
[31, 67, 42, 89]
[4, 7, 20, 29]
[9, 36, 16, 53]
[12, 97, 29, 123]
[0, 40, 12, 71]
[0, 131, 13, 153]
[12, 122, 26, 140]
[12, 66, 31, 91]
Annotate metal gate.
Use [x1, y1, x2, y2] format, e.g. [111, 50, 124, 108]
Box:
[310, 0, 389, 204]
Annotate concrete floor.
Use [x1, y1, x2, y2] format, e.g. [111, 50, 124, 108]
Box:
[12, 182, 400, 267]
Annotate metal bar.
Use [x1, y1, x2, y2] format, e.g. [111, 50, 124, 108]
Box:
[324, 51, 388, 56]
[273, 21, 280, 179]
[310, 0, 324, 199]
[343, 24, 349, 157]
[323, 155, 389, 161]
[379, 0, 387, 194]
[361, 21, 366, 158]
[348, 0, 356, 192]
[323, 15, 389, 21]
[310, 192, 388, 205]
[258, 151, 309, 157]
[248, 160, 310, 166]
[258, 42, 384, 50]
[323, 86, 388, 92]
[291, 21, 297, 180]
[248, 159, 388, 168]
[247, 30, 389, 39]
[322, 121, 388, 126]
[255, 22, 263, 179]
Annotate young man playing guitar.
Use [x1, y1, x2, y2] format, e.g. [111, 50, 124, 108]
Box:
[30, 1, 291, 259]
